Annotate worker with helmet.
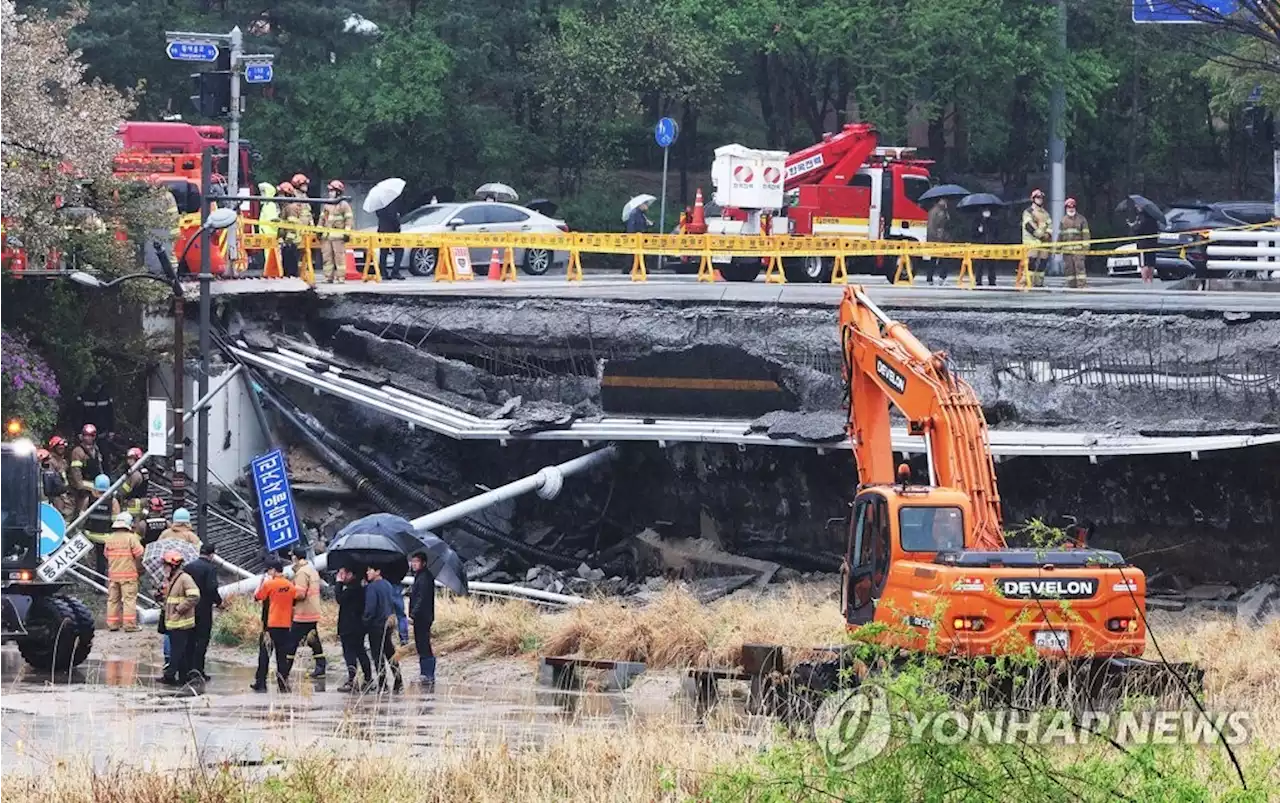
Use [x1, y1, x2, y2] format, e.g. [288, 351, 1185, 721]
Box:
[286, 543, 328, 678]
[142, 497, 169, 545]
[276, 181, 302, 278]
[68, 423, 104, 514]
[1021, 189, 1052, 287]
[45, 435, 74, 518]
[38, 448, 68, 512]
[83, 473, 121, 577]
[158, 549, 201, 686]
[318, 180, 354, 284]
[121, 446, 150, 518]
[292, 173, 324, 281]
[104, 512, 144, 631]
[160, 507, 202, 547]
[1059, 197, 1091, 289]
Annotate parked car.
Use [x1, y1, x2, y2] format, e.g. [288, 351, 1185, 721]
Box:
[354, 201, 570, 277]
[1107, 200, 1275, 279]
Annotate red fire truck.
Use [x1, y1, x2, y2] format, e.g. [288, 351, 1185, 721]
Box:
[701, 123, 933, 282]
[117, 121, 254, 191]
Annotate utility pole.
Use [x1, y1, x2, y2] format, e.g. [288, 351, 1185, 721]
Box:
[170, 290, 186, 511]
[197, 148, 212, 541]
[1047, 0, 1067, 276]
[227, 26, 243, 199]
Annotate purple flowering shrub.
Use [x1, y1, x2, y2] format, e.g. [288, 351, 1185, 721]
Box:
[1, 329, 60, 439]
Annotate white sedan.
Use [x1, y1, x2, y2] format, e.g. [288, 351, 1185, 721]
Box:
[355, 201, 570, 277]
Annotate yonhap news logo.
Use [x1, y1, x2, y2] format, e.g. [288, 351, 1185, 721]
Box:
[813, 687, 892, 770]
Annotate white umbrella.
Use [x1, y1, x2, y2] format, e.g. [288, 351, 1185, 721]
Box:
[475, 182, 518, 202]
[622, 194, 656, 223]
[363, 177, 407, 213]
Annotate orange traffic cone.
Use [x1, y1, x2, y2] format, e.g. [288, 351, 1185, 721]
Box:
[344, 249, 362, 281]
[487, 248, 501, 280]
[689, 188, 707, 234]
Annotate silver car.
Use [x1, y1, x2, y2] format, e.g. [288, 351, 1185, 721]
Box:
[357, 201, 569, 277]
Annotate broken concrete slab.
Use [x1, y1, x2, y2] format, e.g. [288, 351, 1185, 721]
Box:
[488, 395, 523, 419]
[748, 410, 846, 442]
[509, 400, 578, 434]
[1237, 577, 1280, 629]
[635, 529, 779, 587]
[1146, 597, 1187, 612]
[687, 574, 758, 604]
[1192, 599, 1238, 616]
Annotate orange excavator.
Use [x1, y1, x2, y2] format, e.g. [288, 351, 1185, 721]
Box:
[836, 285, 1150, 661]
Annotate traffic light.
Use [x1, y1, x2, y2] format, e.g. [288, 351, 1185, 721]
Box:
[189, 72, 231, 118]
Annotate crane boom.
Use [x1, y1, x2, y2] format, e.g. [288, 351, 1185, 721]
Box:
[838, 286, 1005, 550]
[783, 123, 880, 189]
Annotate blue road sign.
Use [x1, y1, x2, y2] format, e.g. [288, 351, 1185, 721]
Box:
[244, 63, 273, 84]
[250, 449, 302, 552]
[167, 41, 220, 62]
[39, 502, 66, 558]
[655, 117, 679, 149]
[1132, 0, 1238, 23]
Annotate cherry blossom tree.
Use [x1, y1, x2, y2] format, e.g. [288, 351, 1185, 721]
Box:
[1, 0, 135, 263]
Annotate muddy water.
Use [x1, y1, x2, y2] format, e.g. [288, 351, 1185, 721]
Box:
[0, 648, 705, 774]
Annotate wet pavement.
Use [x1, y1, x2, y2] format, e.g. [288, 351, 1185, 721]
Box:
[0, 648, 696, 774]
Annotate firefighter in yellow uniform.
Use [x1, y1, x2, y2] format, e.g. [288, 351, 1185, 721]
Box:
[287, 544, 328, 677]
[319, 180, 353, 283]
[1021, 188, 1052, 287]
[277, 182, 303, 280]
[159, 507, 202, 547]
[104, 513, 144, 631]
[1059, 197, 1091, 289]
[160, 550, 201, 685]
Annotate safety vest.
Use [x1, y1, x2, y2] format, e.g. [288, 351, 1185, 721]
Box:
[85, 498, 115, 541]
[105, 530, 143, 581]
[163, 570, 200, 630]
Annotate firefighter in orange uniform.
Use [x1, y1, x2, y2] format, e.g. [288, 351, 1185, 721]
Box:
[104, 513, 144, 631]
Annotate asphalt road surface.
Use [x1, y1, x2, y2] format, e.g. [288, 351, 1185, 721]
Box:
[208, 270, 1280, 315]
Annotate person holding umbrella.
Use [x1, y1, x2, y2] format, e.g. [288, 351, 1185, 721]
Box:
[408, 551, 437, 688]
[334, 566, 372, 693]
[364, 178, 407, 281]
[1119, 195, 1164, 285]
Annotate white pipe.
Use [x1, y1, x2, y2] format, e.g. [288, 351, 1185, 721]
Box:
[410, 447, 615, 533]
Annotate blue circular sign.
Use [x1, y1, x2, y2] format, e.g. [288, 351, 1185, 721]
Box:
[654, 117, 679, 149]
[39, 502, 67, 557]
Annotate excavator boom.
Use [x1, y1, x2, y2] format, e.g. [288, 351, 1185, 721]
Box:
[838, 285, 1004, 550]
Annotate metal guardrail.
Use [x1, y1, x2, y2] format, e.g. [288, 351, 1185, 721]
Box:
[1206, 229, 1280, 274]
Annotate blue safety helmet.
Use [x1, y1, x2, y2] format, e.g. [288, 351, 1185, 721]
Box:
[172, 507, 191, 524]
[93, 474, 110, 492]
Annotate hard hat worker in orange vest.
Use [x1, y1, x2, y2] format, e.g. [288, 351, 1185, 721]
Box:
[104, 513, 144, 631]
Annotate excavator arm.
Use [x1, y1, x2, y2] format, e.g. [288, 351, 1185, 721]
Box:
[838, 286, 1005, 550]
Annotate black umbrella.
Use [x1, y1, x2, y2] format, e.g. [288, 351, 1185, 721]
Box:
[395, 529, 469, 596]
[918, 184, 971, 204]
[527, 198, 558, 217]
[957, 193, 1005, 210]
[334, 514, 469, 594]
[1117, 194, 1166, 227]
[326, 530, 410, 583]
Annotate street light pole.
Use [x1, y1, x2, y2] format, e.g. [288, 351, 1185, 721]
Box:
[171, 292, 186, 510]
[198, 147, 212, 541]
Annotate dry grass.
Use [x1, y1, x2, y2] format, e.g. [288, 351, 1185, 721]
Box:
[3, 717, 763, 803]
[433, 583, 843, 669]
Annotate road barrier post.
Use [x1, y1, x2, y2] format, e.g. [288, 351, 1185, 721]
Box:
[831, 253, 849, 285]
[892, 253, 914, 285]
[629, 249, 648, 282]
[1015, 251, 1032, 290]
[696, 250, 715, 282]
[956, 252, 976, 289]
[764, 252, 786, 284]
[500, 246, 518, 281]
